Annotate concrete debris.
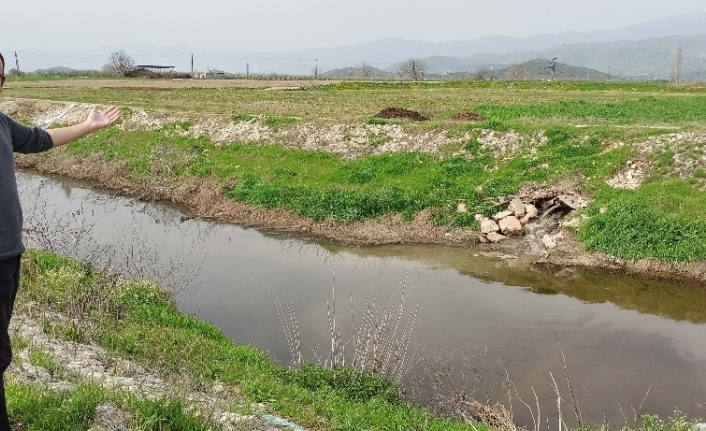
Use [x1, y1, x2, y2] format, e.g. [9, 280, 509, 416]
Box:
[486, 232, 507, 243]
[481, 218, 501, 234]
[499, 216, 524, 236]
[493, 210, 513, 221]
[508, 198, 526, 218]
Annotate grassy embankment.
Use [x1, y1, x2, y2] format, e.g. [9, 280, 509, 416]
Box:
[11, 249, 483, 430]
[12, 250, 705, 431]
[7, 81, 706, 262]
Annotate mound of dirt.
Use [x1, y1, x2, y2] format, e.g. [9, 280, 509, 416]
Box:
[450, 112, 486, 121]
[374, 107, 428, 121]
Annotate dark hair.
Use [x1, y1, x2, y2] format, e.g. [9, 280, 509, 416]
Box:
[0, 52, 4, 70]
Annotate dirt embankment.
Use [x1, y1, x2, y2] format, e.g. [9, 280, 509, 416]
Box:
[8, 98, 706, 284]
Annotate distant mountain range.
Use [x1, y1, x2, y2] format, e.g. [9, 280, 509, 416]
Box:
[388, 35, 706, 80]
[17, 11, 706, 79]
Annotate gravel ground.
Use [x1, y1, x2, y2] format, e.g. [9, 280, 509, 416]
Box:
[8, 306, 292, 431]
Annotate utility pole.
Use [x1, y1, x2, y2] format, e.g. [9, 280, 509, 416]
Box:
[14, 52, 20, 77]
[191, 53, 194, 75]
[246, 63, 250, 79]
[314, 58, 318, 79]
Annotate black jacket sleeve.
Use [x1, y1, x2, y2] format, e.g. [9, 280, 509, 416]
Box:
[9, 117, 54, 154]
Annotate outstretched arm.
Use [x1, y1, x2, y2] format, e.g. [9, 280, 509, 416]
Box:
[47, 105, 122, 147]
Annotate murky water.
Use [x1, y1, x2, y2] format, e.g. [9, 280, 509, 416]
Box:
[17, 172, 706, 426]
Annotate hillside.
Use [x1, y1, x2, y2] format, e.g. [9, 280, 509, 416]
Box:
[396, 35, 706, 80]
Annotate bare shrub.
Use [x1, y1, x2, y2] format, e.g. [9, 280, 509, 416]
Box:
[505, 64, 528, 81]
[108, 50, 135, 77]
[356, 63, 375, 79]
[398, 59, 426, 81]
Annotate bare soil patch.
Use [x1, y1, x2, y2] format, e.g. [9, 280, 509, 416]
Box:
[450, 112, 486, 121]
[5, 78, 335, 90]
[374, 107, 429, 121]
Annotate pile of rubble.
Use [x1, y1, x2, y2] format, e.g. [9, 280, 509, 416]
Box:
[475, 198, 539, 243]
[471, 192, 590, 245]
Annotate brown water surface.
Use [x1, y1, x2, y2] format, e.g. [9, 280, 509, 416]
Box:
[17, 172, 706, 427]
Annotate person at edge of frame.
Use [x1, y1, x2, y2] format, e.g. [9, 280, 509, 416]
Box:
[0, 51, 122, 431]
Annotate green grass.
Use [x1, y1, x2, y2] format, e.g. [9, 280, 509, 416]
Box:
[64, 119, 706, 261]
[6, 381, 219, 431]
[579, 182, 706, 261]
[67, 124, 628, 225]
[477, 96, 706, 124]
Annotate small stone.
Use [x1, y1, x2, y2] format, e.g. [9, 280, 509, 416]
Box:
[599, 207, 608, 214]
[493, 210, 513, 221]
[524, 204, 539, 219]
[481, 219, 500, 234]
[558, 194, 589, 210]
[542, 232, 564, 249]
[508, 198, 526, 218]
[520, 214, 531, 225]
[457, 203, 468, 213]
[499, 216, 524, 236]
[474, 214, 485, 221]
[478, 235, 489, 243]
[542, 234, 558, 249]
[562, 215, 588, 229]
[487, 232, 506, 243]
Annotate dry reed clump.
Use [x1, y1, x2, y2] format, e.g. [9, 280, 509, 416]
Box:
[277, 274, 420, 386]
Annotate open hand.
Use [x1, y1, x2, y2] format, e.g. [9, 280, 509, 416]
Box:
[86, 105, 122, 131]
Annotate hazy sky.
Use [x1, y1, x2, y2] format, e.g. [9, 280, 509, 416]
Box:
[2, 0, 705, 53]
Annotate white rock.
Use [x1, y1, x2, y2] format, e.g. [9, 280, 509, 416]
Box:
[520, 204, 539, 224]
[562, 215, 588, 229]
[493, 210, 513, 221]
[457, 203, 468, 213]
[558, 194, 589, 210]
[542, 232, 564, 249]
[499, 216, 524, 236]
[474, 214, 485, 221]
[508, 198, 526, 218]
[487, 232, 506, 243]
[481, 219, 500, 234]
[542, 234, 558, 249]
[524, 204, 539, 219]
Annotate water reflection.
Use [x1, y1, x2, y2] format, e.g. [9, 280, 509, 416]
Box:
[16, 171, 706, 426]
